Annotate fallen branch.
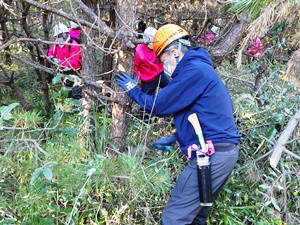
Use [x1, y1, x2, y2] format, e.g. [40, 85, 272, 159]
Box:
[270, 108, 300, 168]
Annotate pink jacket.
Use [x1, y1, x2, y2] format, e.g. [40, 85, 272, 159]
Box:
[69, 28, 81, 40]
[134, 44, 164, 82]
[47, 36, 82, 71]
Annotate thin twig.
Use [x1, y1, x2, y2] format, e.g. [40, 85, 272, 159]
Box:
[220, 73, 255, 87]
[2, 113, 63, 131]
[236, 149, 273, 172]
[283, 148, 300, 161]
[280, 163, 288, 223]
[1, 138, 49, 157]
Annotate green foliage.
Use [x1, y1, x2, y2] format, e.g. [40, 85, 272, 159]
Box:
[213, 46, 299, 223]
[2, 58, 299, 223]
[0, 101, 175, 224]
[51, 73, 63, 85]
[229, 0, 271, 21]
[1, 3, 299, 224]
[229, 0, 299, 22]
[30, 161, 58, 184]
[0, 103, 20, 129]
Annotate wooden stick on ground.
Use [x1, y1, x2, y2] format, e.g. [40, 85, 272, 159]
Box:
[270, 108, 300, 168]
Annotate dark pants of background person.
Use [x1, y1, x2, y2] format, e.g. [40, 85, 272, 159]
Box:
[63, 71, 82, 100]
[141, 72, 170, 95]
[162, 144, 239, 225]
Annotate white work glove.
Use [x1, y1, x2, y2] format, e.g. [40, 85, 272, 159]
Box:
[49, 56, 59, 64]
[58, 67, 72, 73]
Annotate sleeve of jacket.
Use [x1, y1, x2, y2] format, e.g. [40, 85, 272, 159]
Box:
[133, 50, 141, 77]
[47, 44, 56, 57]
[127, 63, 213, 117]
[61, 43, 82, 70]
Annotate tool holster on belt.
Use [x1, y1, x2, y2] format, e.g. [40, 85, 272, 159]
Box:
[188, 141, 215, 206]
[196, 151, 213, 206]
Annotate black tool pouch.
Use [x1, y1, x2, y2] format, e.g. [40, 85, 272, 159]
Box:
[197, 153, 213, 206]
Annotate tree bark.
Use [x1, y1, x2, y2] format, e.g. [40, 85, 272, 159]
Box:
[8, 81, 32, 111]
[102, 8, 115, 82]
[209, 15, 248, 67]
[109, 0, 136, 153]
[21, 1, 51, 113]
[80, 0, 99, 151]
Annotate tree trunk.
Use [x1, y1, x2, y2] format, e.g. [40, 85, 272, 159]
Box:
[8, 82, 32, 111]
[209, 15, 248, 67]
[109, 0, 136, 152]
[102, 8, 115, 82]
[80, 0, 98, 151]
[270, 108, 300, 168]
[21, 2, 51, 113]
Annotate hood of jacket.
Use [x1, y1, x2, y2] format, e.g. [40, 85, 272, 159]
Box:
[171, 47, 213, 79]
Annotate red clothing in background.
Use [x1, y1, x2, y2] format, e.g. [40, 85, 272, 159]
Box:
[69, 28, 81, 40]
[134, 44, 164, 82]
[47, 36, 82, 71]
[247, 37, 264, 58]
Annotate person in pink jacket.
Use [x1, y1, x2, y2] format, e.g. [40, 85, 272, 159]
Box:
[69, 21, 81, 42]
[47, 23, 82, 99]
[47, 23, 82, 73]
[134, 27, 170, 95]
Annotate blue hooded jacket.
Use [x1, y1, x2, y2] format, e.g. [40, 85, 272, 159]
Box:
[127, 47, 240, 159]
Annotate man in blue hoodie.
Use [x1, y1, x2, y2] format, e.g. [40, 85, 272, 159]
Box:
[115, 24, 240, 225]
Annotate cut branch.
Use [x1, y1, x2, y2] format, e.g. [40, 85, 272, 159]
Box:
[270, 108, 300, 168]
[209, 14, 248, 67]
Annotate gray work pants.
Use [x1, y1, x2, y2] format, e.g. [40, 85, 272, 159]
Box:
[162, 145, 239, 225]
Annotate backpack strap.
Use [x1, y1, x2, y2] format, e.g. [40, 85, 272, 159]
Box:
[71, 36, 80, 44]
[68, 37, 81, 52]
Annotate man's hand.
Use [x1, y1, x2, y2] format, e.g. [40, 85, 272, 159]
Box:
[115, 71, 137, 91]
[148, 134, 177, 151]
[154, 134, 177, 146]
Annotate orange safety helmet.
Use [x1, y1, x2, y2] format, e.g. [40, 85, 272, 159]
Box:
[152, 24, 189, 57]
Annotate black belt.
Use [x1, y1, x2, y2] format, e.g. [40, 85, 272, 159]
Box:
[213, 143, 237, 152]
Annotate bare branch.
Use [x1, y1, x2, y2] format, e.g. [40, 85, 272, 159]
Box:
[1, 138, 49, 157]
[22, 0, 114, 37]
[84, 79, 114, 93]
[84, 89, 121, 105]
[237, 150, 273, 172]
[283, 148, 300, 161]
[0, 37, 84, 52]
[5, 51, 55, 75]
[73, 0, 111, 34]
[220, 73, 255, 88]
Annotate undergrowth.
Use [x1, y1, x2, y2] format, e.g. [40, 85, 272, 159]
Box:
[0, 58, 299, 225]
